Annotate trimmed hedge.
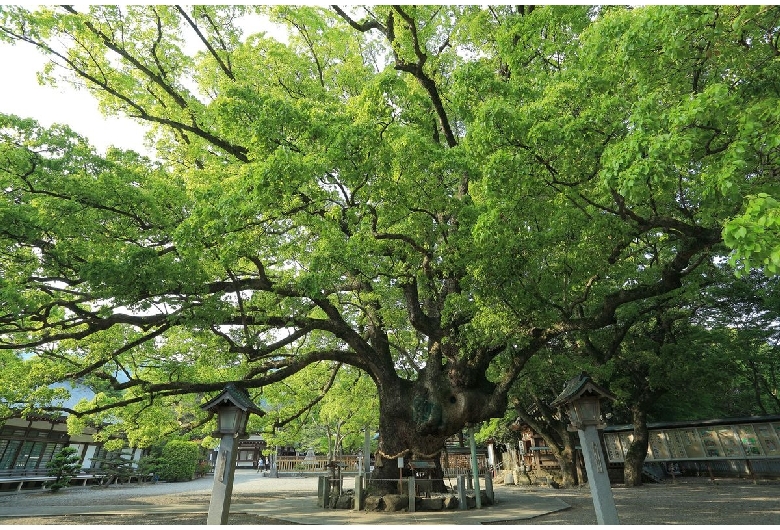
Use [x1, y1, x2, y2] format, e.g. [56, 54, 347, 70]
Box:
[158, 440, 200, 482]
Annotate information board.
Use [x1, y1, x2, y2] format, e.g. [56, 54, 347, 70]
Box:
[736, 425, 763, 457]
[647, 431, 671, 460]
[756, 424, 780, 456]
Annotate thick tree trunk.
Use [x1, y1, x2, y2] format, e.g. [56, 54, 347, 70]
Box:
[623, 407, 649, 487]
[372, 391, 449, 492]
[369, 365, 504, 493]
[533, 427, 579, 487]
[552, 437, 580, 487]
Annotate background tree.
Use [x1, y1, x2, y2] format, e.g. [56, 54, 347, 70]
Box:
[316, 368, 379, 459]
[1, 5, 778, 489]
[506, 345, 595, 487]
[511, 262, 780, 486]
[90, 452, 136, 487]
[256, 363, 378, 460]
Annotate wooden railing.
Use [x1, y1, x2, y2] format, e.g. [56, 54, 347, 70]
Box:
[443, 453, 488, 476]
[276, 455, 362, 473]
[275, 453, 487, 476]
[0, 468, 53, 478]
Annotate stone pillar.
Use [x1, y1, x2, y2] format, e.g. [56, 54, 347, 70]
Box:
[408, 475, 416, 513]
[317, 476, 326, 507]
[354, 475, 363, 511]
[207, 435, 238, 525]
[321, 475, 331, 509]
[270, 447, 278, 478]
[578, 425, 619, 525]
[468, 427, 482, 509]
[457, 475, 467, 510]
[484, 471, 493, 503]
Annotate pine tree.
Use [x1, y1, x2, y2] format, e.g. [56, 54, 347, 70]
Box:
[46, 447, 82, 493]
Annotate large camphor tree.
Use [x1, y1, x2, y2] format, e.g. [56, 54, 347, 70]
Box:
[1, 6, 778, 486]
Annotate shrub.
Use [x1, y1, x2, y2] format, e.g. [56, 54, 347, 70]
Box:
[195, 460, 212, 477]
[157, 440, 200, 482]
[46, 447, 82, 492]
[90, 453, 136, 487]
[136, 454, 162, 480]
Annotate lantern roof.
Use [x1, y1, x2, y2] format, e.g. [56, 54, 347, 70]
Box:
[200, 383, 264, 416]
[550, 372, 615, 408]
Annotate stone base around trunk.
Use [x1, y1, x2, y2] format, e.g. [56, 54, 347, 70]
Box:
[324, 490, 493, 512]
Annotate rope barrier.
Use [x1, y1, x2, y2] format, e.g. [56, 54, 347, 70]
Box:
[376, 448, 443, 460]
[376, 448, 410, 460]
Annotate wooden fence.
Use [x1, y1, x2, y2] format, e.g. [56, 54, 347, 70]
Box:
[276, 455, 362, 473]
[275, 453, 486, 476]
[442, 453, 488, 476]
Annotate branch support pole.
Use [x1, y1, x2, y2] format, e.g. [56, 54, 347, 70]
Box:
[468, 426, 482, 509]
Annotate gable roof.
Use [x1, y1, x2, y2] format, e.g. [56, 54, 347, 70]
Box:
[200, 384, 264, 416]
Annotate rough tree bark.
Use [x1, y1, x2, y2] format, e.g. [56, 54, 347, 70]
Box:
[369, 361, 509, 491]
[623, 407, 650, 487]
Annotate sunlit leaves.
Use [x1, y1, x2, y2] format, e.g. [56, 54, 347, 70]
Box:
[257, 363, 378, 455]
[724, 193, 780, 275]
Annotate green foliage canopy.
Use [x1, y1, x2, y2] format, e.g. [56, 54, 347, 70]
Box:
[0, 6, 777, 452]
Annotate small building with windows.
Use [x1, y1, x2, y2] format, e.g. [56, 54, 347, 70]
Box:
[0, 413, 145, 491]
[1, 416, 139, 474]
[0, 382, 145, 491]
[0, 415, 74, 474]
[235, 434, 267, 468]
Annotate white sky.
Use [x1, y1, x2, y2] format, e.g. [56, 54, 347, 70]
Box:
[0, 9, 288, 157]
[0, 39, 151, 154]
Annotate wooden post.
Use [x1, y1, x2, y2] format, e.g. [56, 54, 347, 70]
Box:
[398, 456, 403, 493]
[363, 426, 371, 490]
[747, 459, 757, 485]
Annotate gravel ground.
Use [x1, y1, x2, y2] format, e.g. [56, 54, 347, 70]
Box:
[1, 472, 779, 525]
[502, 478, 780, 525]
[0, 472, 313, 525]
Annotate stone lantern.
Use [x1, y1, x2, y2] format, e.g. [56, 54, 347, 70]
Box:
[201, 384, 263, 525]
[551, 372, 620, 525]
